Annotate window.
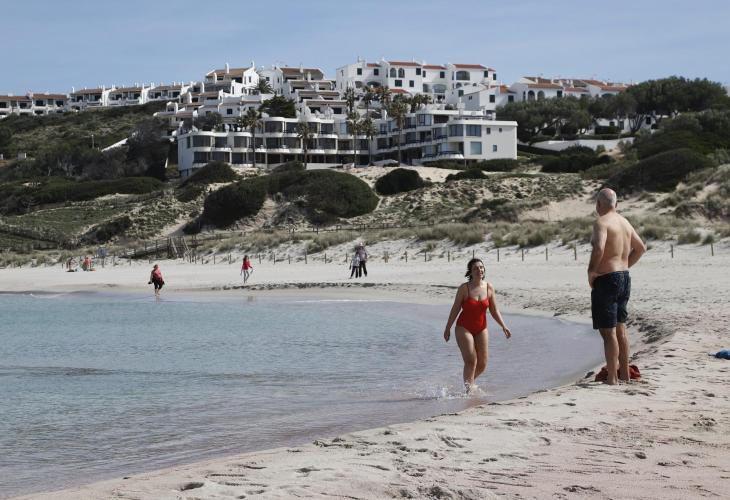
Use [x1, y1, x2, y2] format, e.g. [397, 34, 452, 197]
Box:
[498, 128, 502, 133]
[409, 80, 414, 88]
[232, 153, 245, 164]
[508, 95, 514, 102]
[398, 68, 405, 78]
[234, 136, 248, 148]
[395, 80, 402, 87]
[458, 89, 464, 97]
[226, 108, 232, 115]
[486, 128, 491, 135]
[439, 71, 445, 79]
[35, 100, 44, 106]
[193, 152, 208, 163]
[448, 124, 463, 136]
[186, 137, 191, 148]
[417, 114, 432, 126]
[321, 123, 334, 134]
[215, 137, 228, 148]
[466, 125, 481, 136]
[193, 136, 211, 147]
[557, 90, 563, 98]
[492, 145, 498, 152]
[455, 71, 470, 81]
[493, 73, 497, 81]
[470, 142, 482, 155]
[416, 68, 421, 75]
[390, 68, 396, 77]
[373, 68, 379, 76]
[489, 95, 495, 103]
[423, 71, 427, 78]
[357, 68, 362, 75]
[484, 71, 489, 77]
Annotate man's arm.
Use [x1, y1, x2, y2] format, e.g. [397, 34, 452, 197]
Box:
[628, 227, 646, 268]
[587, 220, 607, 288]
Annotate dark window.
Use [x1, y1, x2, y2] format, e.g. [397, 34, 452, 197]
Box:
[458, 89, 464, 97]
[508, 95, 514, 102]
[193, 152, 208, 163]
[493, 73, 497, 81]
[215, 137, 228, 148]
[466, 125, 481, 136]
[439, 71, 445, 79]
[395, 80, 402, 87]
[484, 71, 488, 77]
[416, 68, 421, 75]
[409, 80, 414, 87]
[455, 71, 470, 81]
[373, 68, 379, 76]
[423, 71, 427, 78]
[398, 68, 405, 78]
[357, 68, 362, 75]
[35, 100, 44, 106]
[390, 68, 396, 77]
[489, 95, 495, 103]
[226, 108, 233, 115]
[557, 90, 563, 98]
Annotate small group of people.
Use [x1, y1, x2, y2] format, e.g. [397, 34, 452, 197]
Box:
[65, 256, 94, 272]
[443, 188, 646, 392]
[349, 244, 368, 278]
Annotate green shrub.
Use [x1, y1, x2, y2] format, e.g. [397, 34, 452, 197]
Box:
[472, 158, 521, 172]
[271, 161, 305, 173]
[541, 149, 612, 173]
[86, 216, 132, 243]
[375, 168, 429, 195]
[677, 229, 702, 244]
[445, 169, 486, 182]
[581, 160, 630, 180]
[419, 160, 464, 170]
[182, 161, 237, 186]
[202, 178, 268, 227]
[176, 183, 206, 202]
[607, 148, 714, 192]
[182, 218, 202, 234]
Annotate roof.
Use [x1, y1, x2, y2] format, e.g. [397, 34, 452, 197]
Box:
[600, 85, 628, 92]
[70, 88, 105, 95]
[388, 61, 421, 67]
[390, 88, 410, 94]
[423, 64, 446, 70]
[527, 83, 563, 89]
[281, 67, 325, 79]
[366, 63, 380, 68]
[305, 99, 346, 105]
[111, 87, 144, 93]
[578, 79, 606, 86]
[498, 85, 515, 93]
[0, 95, 31, 102]
[206, 67, 249, 77]
[564, 87, 589, 93]
[29, 93, 67, 99]
[453, 64, 487, 69]
[152, 85, 184, 91]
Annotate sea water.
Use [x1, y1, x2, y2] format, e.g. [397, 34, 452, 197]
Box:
[0, 292, 602, 497]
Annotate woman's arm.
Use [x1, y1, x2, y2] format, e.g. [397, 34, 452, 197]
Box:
[443, 284, 465, 342]
[488, 283, 511, 338]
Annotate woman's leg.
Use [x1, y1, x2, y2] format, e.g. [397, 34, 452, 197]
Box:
[472, 329, 489, 381]
[455, 326, 477, 389]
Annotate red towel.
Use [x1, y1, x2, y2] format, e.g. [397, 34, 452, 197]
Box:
[594, 364, 641, 382]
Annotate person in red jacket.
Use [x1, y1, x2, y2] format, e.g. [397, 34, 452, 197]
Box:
[149, 264, 164, 297]
[240, 255, 254, 284]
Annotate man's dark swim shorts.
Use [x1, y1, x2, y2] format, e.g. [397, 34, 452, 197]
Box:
[591, 271, 631, 330]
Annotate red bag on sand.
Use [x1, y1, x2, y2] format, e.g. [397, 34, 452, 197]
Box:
[594, 364, 641, 382]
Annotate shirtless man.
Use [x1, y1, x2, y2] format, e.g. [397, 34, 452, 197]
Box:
[588, 188, 646, 385]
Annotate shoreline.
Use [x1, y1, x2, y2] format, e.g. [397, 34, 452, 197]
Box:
[4, 254, 730, 499]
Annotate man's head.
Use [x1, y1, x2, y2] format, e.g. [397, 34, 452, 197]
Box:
[596, 188, 617, 215]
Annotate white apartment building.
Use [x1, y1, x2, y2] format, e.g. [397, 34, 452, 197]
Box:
[108, 85, 152, 107]
[0, 95, 32, 118]
[204, 63, 259, 96]
[336, 59, 498, 104]
[177, 106, 517, 177]
[148, 82, 191, 102]
[68, 86, 113, 110]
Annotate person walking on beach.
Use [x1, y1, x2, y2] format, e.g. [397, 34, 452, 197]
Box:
[443, 258, 512, 393]
[349, 251, 361, 279]
[241, 255, 254, 284]
[356, 244, 368, 277]
[588, 188, 646, 385]
[149, 264, 165, 297]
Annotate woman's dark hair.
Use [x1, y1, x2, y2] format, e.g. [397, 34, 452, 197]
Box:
[464, 258, 484, 279]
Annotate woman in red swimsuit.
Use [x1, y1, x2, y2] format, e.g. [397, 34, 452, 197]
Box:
[443, 258, 512, 393]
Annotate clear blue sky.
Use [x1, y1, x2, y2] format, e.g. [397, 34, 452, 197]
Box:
[2, 0, 728, 95]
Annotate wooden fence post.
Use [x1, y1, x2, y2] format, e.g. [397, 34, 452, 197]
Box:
[670, 244, 674, 259]
[545, 247, 548, 261]
[711, 242, 714, 257]
[574, 245, 577, 260]
[497, 248, 500, 262]
[521, 248, 524, 261]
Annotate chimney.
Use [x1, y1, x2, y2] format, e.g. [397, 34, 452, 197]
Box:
[299, 63, 304, 73]
[251, 60, 255, 70]
[225, 63, 230, 74]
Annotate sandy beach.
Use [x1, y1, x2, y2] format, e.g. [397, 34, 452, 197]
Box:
[3, 240, 730, 499]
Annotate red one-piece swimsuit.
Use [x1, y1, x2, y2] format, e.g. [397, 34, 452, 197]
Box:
[456, 295, 490, 335]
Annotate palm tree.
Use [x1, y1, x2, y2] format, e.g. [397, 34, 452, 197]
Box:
[296, 121, 314, 168]
[343, 87, 356, 115]
[240, 108, 263, 168]
[255, 78, 274, 95]
[388, 100, 408, 165]
[362, 86, 375, 117]
[376, 86, 392, 114]
[346, 112, 361, 166]
[360, 117, 377, 166]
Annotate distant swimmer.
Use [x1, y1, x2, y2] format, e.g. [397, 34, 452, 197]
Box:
[149, 264, 165, 297]
[588, 188, 646, 385]
[240, 255, 254, 284]
[443, 258, 512, 394]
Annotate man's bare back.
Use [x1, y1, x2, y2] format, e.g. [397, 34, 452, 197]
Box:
[588, 188, 646, 385]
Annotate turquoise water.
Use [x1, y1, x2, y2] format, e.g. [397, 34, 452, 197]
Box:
[0, 292, 602, 497]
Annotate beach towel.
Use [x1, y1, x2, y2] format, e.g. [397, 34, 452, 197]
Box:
[594, 364, 641, 382]
[711, 349, 730, 360]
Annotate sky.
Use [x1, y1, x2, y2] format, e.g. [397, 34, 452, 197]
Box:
[2, 0, 729, 95]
